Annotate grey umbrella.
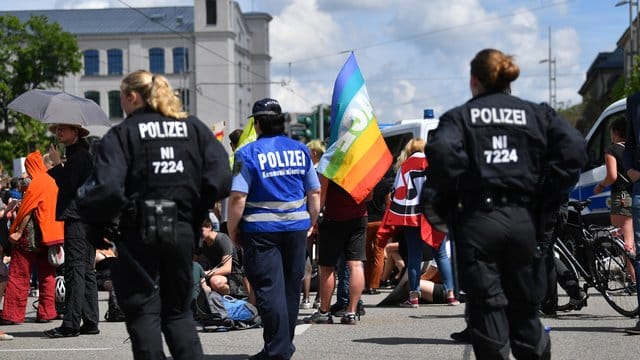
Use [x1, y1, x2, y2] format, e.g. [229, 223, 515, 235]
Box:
[8, 89, 111, 128]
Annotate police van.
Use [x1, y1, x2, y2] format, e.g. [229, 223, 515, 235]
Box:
[381, 98, 627, 226]
[381, 118, 440, 165]
[570, 97, 627, 225]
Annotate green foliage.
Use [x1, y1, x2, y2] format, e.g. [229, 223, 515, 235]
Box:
[556, 102, 584, 128]
[622, 55, 640, 97]
[0, 14, 81, 168]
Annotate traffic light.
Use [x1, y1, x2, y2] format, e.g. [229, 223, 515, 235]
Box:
[298, 114, 317, 139]
[323, 114, 331, 142]
[288, 113, 316, 141]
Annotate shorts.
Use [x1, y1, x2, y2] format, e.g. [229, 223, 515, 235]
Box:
[318, 217, 367, 267]
[611, 191, 632, 217]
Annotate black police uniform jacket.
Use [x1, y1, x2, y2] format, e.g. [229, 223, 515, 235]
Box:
[425, 91, 587, 203]
[77, 107, 231, 233]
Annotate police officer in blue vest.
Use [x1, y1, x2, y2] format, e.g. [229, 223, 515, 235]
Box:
[227, 98, 321, 360]
[425, 49, 587, 359]
[76, 70, 231, 360]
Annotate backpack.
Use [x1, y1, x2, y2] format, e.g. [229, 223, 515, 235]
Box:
[193, 290, 260, 331]
[221, 295, 261, 330]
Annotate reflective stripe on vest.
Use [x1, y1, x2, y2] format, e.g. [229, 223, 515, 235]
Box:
[243, 210, 310, 223]
[245, 198, 306, 210]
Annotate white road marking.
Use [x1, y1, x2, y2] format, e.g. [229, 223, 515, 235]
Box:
[295, 324, 311, 335]
[0, 348, 112, 352]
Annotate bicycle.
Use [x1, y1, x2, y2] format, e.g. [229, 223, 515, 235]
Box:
[553, 199, 638, 317]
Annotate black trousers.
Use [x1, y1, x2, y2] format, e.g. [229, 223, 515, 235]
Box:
[540, 203, 583, 315]
[455, 206, 550, 360]
[113, 222, 203, 360]
[61, 220, 99, 330]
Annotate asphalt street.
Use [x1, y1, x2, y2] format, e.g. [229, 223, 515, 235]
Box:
[0, 287, 637, 359]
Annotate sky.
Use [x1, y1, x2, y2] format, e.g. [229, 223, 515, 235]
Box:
[0, 0, 631, 124]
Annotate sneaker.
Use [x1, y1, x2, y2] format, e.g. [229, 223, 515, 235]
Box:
[303, 311, 333, 324]
[450, 328, 471, 343]
[0, 318, 16, 325]
[248, 350, 269, 360]
[625, 321, 640, 335]
[447, 295, 460, 306]
[44, 326, 80, 338]
[79, 325, 100, 335]
[300, 300, 312, 310]
[400, 298, 419, 308]
[329, 303, 347, 317]
[357, 301, 366, 316]
[569, 290, 588, 310]
[340, 312, 358, 325]
[0, 332, 12, 341]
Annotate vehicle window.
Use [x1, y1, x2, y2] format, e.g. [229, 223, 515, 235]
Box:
[584, 111, 625, 171]
[383, 133, 414, 177]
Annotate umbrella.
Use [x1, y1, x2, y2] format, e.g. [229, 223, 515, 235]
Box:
[8, 89, 111, 128]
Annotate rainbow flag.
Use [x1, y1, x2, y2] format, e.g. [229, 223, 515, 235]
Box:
[317, 53, 392, 204]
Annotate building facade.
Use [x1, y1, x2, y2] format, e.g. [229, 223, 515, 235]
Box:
[3, 0, 271, 140]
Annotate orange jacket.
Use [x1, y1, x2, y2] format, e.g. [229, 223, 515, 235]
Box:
[10, 150, 64, 245]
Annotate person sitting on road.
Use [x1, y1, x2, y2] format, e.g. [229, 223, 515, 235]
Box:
[199, 219, 251, 300]
[379, 238, 405, 288]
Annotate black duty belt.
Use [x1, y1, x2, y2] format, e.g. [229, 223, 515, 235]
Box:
[458, 190, 532, 212]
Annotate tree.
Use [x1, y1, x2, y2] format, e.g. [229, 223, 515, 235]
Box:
[0, 15, 82, 172]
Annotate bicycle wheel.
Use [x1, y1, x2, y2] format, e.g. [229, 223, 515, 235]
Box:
[591, 235, 639, 317]
[554, 243, 581, 312]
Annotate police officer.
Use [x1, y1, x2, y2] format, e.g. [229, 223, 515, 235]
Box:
[227, 98, 321, 360]
[425, 49, 587, 359]
[76, 70, 231, 360]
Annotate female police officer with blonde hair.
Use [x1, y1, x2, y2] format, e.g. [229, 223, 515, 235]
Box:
[424, 49, 587, 359]
[76, 70, 231, 360]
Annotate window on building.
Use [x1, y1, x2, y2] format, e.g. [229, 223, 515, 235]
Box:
[173, 47, 189, 73]
[206, 0, 217, 25]
[107, 49, 123, 75]
[149, 48, 165, 74]
[178, 88, 190, 111]
[84, 91, 100, 106]
[84, 49, 99, 75]
[108, 90, 123, 118]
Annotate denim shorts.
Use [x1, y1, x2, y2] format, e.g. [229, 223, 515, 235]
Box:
[611, 190, 632, 217]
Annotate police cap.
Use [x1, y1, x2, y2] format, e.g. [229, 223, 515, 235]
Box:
[250, 98, 281, 118]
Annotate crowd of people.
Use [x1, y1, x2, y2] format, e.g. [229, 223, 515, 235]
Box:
[0, 47, 639, 360]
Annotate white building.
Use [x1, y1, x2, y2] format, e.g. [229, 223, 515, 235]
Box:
[2, 0, 272, 142]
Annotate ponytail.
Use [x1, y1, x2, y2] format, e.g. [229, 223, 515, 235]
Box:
[121, 70, 188, 119]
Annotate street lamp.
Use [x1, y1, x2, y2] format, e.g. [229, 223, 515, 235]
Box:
[539, 26, 556, 109]
[539, 58, 556, 109]
[616, 0, 639, 72]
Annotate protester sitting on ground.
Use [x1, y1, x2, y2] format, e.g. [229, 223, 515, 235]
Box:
[418, 260, 449, 304]
[0, 151, 65, 325]
[199, 219, 252, 301]
[379, 239, 405, 288]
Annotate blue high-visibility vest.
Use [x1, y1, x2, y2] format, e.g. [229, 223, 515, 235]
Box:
[233, 135, 317, 233]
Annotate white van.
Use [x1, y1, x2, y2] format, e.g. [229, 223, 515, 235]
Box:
[381, 118, 439, 166]
[570, 97, 627, 225]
